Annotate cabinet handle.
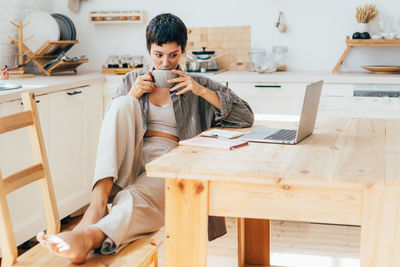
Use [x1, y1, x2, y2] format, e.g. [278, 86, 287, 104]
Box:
[254, 85, 281, 88]
[67, 90, 82, 96]
[20, 100, 40, 105]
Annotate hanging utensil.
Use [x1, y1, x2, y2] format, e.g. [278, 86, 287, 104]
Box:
[275, 11, 287, 33]
[4, 63, 27, 71]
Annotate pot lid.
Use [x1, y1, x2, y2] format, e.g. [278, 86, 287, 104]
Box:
[192, 47, 215, 55]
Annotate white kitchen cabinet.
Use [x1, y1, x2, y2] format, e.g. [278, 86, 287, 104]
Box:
[228, 82, 307, 116]
[229, 81, 400, 119]
[0, 83, 103, 250]
[48, 83, 103, 219]
[0, 95, 49, 246]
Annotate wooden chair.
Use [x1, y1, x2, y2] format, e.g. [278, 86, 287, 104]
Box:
[0, 92, 162, 267]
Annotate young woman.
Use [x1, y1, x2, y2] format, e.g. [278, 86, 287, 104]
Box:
[37, 13, 254, 263]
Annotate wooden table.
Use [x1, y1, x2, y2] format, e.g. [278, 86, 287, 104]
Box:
[145, 117, 400, 267]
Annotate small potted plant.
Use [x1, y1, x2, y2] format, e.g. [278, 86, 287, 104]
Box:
[353, 4, 379, 39]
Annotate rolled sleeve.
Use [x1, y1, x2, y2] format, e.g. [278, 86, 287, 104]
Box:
[193, 75, 254, 128]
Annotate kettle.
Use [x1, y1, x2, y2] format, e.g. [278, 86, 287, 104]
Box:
[186, 47, 219, 72]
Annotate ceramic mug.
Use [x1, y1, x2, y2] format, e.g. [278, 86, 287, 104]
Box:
[151, 70, 178, 88]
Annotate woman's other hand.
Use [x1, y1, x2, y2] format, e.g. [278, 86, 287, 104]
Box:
[169, 69, 206, 96]
[128, 73, 156, 99]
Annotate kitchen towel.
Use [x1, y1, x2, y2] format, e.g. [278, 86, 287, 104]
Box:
[68, 0, 87, 13]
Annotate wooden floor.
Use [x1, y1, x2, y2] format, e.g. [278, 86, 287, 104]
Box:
[13, 216, 361, 267]
[158, 218, 361, 267]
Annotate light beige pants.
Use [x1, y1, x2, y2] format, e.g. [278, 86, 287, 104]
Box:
[92, 96, 177, 254]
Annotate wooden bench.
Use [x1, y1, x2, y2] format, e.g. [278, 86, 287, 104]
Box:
[0, 92, 162, 267]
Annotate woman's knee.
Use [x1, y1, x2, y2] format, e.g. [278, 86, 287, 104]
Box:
[109, 95, 140, 112]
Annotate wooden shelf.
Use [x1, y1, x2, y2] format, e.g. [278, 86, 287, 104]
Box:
[346, 36, 400, 47]
[332, 36, 400, 73]
[89, 11, 146, 24]
[102, 66, 140, 75]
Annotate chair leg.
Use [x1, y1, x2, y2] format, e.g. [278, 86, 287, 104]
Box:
[152, 251, 158, 267]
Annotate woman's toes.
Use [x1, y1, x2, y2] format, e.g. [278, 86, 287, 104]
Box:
[45, 235, 69, 254]
[36, 231, 47, 243]
[56, 241, 70, 253]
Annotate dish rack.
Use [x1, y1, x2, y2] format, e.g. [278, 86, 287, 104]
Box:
[9, 20, 87, 76]
[332, 36, 400, 73]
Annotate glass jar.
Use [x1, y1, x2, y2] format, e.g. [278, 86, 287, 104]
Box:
[272, 46, 288, 71]
[131, 56, 144, 68]
[254, 52, 277, 73]
[121, 55, 133, 68]
[248, 48, 266, 72]
[107, 55, 120, 68]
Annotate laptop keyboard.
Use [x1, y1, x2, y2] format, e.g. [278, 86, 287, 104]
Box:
[265, 129, 297, 141]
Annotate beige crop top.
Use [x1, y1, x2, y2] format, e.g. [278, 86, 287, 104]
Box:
[146, 101, 178, 137]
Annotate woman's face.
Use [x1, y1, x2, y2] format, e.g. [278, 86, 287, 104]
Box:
[150, 42, 182, 70]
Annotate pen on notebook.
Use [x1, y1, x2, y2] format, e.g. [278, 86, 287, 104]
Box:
[204, 134, 230, 140]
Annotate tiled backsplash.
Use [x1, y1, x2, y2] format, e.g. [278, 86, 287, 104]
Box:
[184, 26, 251, 71]
[0, 0, 52, 68]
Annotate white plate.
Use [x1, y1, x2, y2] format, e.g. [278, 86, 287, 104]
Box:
[23, 12, 60, 53]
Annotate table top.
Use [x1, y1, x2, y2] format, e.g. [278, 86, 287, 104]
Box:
[145, 117, 400, 189]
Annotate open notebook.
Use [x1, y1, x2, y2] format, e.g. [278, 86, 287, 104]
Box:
[179, 136, 248, 150]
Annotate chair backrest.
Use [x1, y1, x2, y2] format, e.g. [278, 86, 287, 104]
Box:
[0, 92, 60, 267]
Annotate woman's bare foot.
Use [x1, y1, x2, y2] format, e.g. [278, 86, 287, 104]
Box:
[36, 227, 104, 264]
[74, 203, 109, 230]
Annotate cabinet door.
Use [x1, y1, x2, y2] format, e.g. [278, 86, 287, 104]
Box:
[0, 95, 49, 246]
[48, 83, 103, 219]
[318, 84, 353, 117]
[228, 82, 307, 116]
[352, 96, 400, 118]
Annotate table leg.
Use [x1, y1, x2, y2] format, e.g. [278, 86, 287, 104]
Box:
[165, 178, 208, 267]
[360, 188, 400, 267]
[238, 218, 271, 267]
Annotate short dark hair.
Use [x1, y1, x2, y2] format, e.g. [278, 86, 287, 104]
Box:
[146, 13, 187, 53]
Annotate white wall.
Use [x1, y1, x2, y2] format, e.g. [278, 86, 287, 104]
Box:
[45, 0, 400, 72]
[0, 0, 52, 68]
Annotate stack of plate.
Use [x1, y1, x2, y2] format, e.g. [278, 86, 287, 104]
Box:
[22, 12, 60, 53]
[22, 12, 76, 55]
[51, 13, 76, 53]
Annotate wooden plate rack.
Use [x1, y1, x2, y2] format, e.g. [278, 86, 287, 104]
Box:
[9, 20, 87, 76]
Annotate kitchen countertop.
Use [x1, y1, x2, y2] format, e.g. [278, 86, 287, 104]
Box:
[2, 70, 400, 103]
[0, 72, 104, 103]
[212, 71, 400, 84]
[105, 70, 400, 84]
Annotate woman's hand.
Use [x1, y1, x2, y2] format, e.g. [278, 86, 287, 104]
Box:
[169, 69, 221, 109]
[128, 73, 156, 99]
[169, 69, 206, 96]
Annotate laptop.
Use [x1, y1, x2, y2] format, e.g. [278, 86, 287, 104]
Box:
[239, 80, 323, 145]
